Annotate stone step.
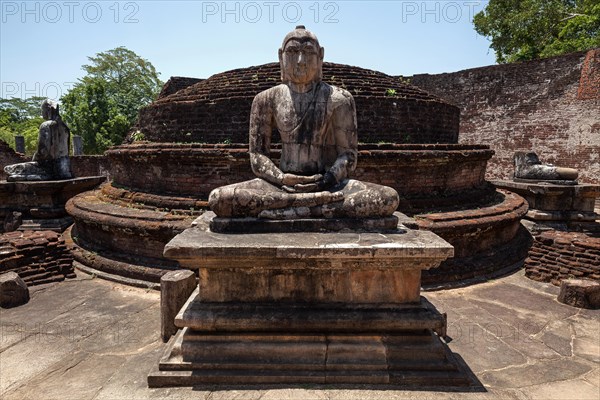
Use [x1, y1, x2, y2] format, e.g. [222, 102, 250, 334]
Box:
[148, 328, 473, 388]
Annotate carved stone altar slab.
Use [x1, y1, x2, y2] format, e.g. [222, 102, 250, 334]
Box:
[148, 212, 474, 387]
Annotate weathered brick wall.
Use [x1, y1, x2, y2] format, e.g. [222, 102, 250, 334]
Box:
[71, 155, 110, 178]
[525, 230, 600, 285]
[0, 230, 74, 286]
[410, 49, 600, 184]
[578, 48, 600, 100]
[0, 140, 27, 180]
[135, 62, 459, 144]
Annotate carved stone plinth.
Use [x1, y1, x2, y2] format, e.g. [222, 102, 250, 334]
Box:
[148, 212, 474, 387]
[0, 177, 106, 232]
[493, 180, 600, 229]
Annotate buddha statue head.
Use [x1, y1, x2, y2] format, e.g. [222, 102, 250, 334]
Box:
[278, 25, 324, 90]
[41, 99, 59, 120]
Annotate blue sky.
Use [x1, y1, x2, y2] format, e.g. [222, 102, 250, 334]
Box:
[1, 1, 495, 101]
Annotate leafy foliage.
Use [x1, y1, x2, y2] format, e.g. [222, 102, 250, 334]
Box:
[474, 0, 600, 63]
[61, 47, 162, 154]
[0, 97, 45, 155]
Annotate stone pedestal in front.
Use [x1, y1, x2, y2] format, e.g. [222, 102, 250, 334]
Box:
[493, 180, 600, 230]
[0, 177, 105, 232]
[148, 212, 473, 387]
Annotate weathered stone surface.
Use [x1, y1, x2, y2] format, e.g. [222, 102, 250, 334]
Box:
[0, 271, 29, 308]
[169, 213, 452, 263]
[149, 23, 468, 383]
[72, 135, 83, 156]
[175, 295, 445, 333]
[408, 190, 528, 258]
[104, 142, 494, 209]
[4, 100, 72, 181]
[558, 278, 600, 309]
[160, 270, 196, 342]
[14, 136, 25, 154]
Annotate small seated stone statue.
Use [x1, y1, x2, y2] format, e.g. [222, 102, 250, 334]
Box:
[209, 26, 399, 220]
[514, 151, 578, 183]
[4, 99, 73, 182]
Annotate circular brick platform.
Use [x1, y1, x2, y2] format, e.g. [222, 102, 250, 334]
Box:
[66, 143, 525, 287]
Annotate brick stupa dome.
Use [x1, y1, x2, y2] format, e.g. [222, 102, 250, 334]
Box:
[134, 62, 459, 144]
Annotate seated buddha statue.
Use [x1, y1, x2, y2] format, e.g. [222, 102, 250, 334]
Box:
[4, 99, 72, 181]
[208, 26, 399, 220]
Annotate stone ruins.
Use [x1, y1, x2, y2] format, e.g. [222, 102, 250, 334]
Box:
[0, 99, 105, 285]
[0, 25, 598, 395]
[4, 100, 72, 181]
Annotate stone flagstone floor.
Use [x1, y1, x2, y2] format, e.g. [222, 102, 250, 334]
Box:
[0, 267, 598, 400]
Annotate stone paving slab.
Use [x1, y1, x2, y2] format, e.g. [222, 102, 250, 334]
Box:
[0, 271, 598, 400]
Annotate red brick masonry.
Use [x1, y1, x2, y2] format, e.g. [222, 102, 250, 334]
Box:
[0, 230, 74, 286]
[525, 230, 600, 285]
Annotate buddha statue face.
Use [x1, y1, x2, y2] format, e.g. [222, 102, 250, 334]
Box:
[279, 26, 324, 88]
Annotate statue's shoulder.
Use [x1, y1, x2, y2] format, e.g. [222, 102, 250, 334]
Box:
[40, 120, 57, 129]
[253, 84, 287, 106]
[256, 84, 287, 98]
[324, 83, 354, 107]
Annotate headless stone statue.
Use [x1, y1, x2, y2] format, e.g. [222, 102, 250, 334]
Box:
[514, 152, 578, 184]
[4, 99, 73, 182]
[209, 26, 399, 220]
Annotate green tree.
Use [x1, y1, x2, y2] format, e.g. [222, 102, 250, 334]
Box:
[474, 0, 600, 63]
[0, 97, 45, 154]
[61, 47, 162, 154]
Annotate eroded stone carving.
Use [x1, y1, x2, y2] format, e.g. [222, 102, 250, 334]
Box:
[514, 151, 578, 182]
[4, 99, 73, 181]
[208, 26, 399, 219]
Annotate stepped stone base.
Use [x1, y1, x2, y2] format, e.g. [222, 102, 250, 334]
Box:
[149, 212, 474, 388]
[149, 325, 471, 387]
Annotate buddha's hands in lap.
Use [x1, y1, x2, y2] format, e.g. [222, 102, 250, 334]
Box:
[281, 172, 337, 193]
[281, 173, 321, 193]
